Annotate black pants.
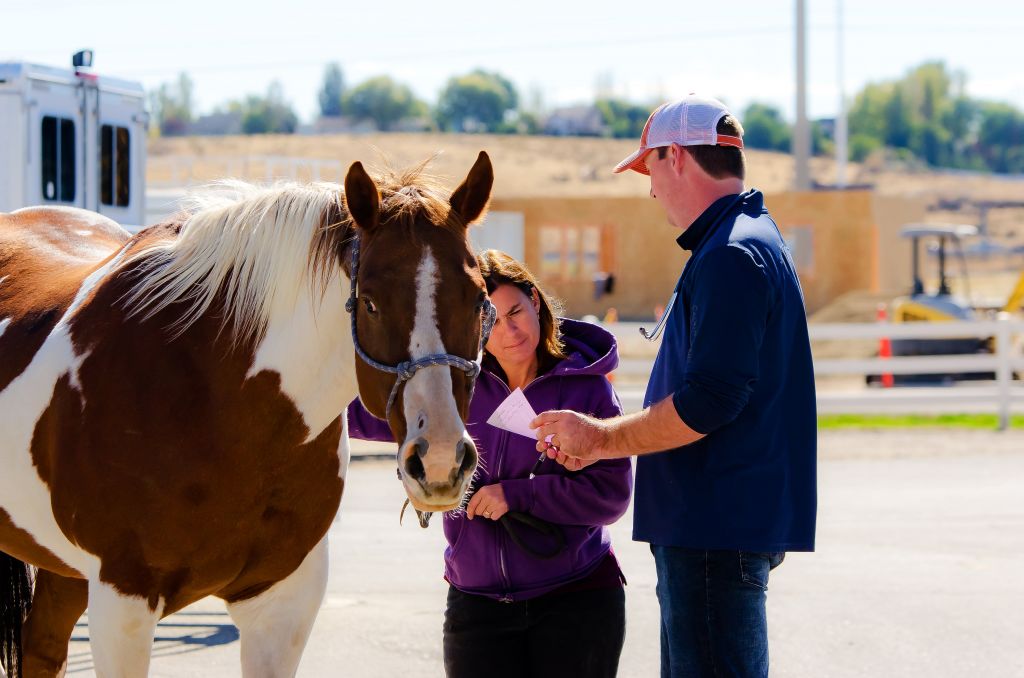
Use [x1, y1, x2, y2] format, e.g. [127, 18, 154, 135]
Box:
[443, 585, 626, 678]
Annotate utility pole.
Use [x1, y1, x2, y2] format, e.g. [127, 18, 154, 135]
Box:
[794, 0, 811, 191]
[835, 0, 848, 188]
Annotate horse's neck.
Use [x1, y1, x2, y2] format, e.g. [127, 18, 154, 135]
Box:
[248, 273, 358, 442]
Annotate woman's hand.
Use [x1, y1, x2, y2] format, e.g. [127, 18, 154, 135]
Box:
[466, 484, 509, 521]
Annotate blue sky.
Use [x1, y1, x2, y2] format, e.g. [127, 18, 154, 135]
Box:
[3, 0, 1021, 124]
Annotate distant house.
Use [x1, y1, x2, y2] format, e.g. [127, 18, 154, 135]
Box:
[543, 105, 607, 137]
[310, 116, 369, 134]
[306, 115, 434, 135]
[187, 112, 243, 136]
[816, 117, 836, 140]
[391, 116, 435, 133]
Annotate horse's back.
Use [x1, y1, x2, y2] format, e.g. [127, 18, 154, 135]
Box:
[1, 206, 130, 262]
[0, 207, 131, 320]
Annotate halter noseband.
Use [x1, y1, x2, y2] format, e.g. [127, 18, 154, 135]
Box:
[344, 235, 497, 421]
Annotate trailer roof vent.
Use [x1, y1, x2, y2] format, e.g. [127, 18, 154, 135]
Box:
[72, 50, 93, 69]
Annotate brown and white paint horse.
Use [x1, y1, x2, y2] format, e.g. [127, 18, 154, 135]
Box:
[0, 152, 494, 677]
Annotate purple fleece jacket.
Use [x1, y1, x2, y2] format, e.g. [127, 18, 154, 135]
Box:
[347, 318, 632, 601]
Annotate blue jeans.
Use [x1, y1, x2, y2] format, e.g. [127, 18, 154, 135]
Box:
[651, 546, 785, 678]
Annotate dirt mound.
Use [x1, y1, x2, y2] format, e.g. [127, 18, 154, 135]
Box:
[148, 133, 847, 198]
[149, 132, 1024, 205]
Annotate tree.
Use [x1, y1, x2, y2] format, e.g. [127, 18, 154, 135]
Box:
[435, 70, 519, 133]
[741, 103, 791, 151]
[944, 96, 978, 166]
[343, 76, 425, 131]
[975, 102, 1024, 173]
[848, 61, 985, 168]
[150, 72, 195, 136]
[848, 134, 882, 162]
[883, 86, 913, 149]
[595, 98, 649, 138]
[237, 82, 298, 134]
[848, 82, 890, 142]
[318, 63, 345, 118]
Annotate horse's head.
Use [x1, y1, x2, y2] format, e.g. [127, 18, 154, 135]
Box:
[343, 152, 493, 512]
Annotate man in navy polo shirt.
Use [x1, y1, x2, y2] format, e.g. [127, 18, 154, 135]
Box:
[532, 94, 817, 678]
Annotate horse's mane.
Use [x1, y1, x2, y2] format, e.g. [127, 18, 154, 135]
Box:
[121, 180, 349, 342]
[120, 161, 459, 344]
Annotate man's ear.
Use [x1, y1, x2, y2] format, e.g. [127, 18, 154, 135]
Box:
[671, 143, 687, 175]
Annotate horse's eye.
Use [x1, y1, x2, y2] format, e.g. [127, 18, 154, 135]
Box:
[363, 298, 378, 315]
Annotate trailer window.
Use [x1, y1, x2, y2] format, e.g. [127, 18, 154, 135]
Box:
[41, 116, 76, 202]
[100, 124, 131, 207]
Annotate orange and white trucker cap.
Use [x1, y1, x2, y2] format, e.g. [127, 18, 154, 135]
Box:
[613, 94, 743, 176]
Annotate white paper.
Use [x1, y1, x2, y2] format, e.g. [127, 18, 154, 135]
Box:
[486, 388, 539, 439]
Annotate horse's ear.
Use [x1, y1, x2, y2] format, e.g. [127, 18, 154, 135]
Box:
[449, 151, 493, 228]
[344, 161, 380, 232]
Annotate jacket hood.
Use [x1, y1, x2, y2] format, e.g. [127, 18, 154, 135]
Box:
[549, 318, 619, 378]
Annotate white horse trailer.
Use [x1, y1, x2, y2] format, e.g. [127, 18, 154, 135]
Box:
[0, 51, 147, 227]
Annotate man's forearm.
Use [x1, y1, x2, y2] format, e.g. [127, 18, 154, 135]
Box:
[602, 396, 705, 458]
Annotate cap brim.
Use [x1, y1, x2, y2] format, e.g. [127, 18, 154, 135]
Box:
[613, 147, 650, 175]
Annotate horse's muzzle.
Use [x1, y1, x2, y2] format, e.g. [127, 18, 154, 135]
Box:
[399, 434, 478, 511]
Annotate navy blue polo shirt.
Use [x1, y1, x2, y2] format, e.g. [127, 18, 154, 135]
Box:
[633, 190, 817, 552]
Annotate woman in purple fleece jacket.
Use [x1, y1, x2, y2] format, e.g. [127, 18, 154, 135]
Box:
[348, 249, 632, 678]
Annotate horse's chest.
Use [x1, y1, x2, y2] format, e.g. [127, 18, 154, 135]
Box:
[200, 448, 344, 603]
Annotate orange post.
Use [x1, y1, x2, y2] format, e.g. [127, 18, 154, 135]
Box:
[876, 303, 894, 388]
[603, 307, 618, 383]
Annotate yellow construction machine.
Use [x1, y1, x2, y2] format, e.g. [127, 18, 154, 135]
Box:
[883, 224, 1024, 383]
[891, 223, 1024, 322]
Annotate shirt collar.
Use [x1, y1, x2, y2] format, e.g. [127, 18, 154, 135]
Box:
[676, 192, 743, 252]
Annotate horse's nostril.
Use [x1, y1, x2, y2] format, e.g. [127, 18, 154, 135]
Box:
[405, 452, 425, 482]
[457, 440, 477, 477]
[403, 438, 429, 483]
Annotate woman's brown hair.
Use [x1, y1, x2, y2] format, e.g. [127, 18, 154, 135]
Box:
[477, 249, 567, 366]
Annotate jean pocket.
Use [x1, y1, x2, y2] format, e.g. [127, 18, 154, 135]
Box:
[738, 551, 784, 591]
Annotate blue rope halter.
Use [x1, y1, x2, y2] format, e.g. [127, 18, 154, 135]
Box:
[344, 236, 497, 421]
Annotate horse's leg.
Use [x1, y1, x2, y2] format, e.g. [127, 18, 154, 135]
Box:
[21, 570, 87, 678]
[86, 577, 161, 678]
[225, 537, 329, 678]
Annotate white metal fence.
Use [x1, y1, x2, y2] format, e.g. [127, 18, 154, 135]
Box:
[608, 317, 1024, 429]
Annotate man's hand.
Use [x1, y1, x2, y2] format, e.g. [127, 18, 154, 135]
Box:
[530, 410, 611, 464]
[465, 484, 508, 521]
[530, 398, 706, 465]
[546, 449, 595, 472]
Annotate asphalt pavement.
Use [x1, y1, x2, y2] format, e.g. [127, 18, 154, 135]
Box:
[63, 429, 1024, 677]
